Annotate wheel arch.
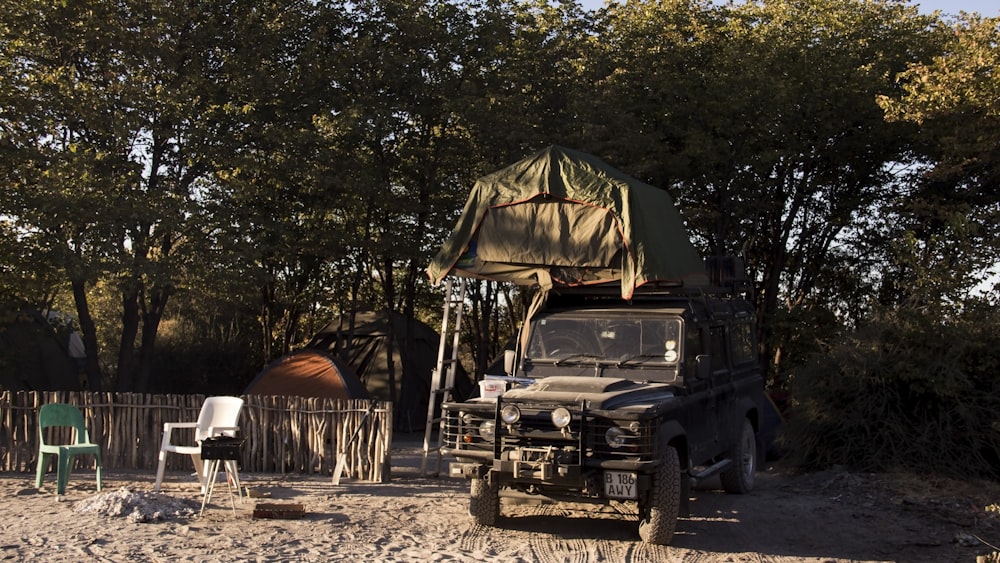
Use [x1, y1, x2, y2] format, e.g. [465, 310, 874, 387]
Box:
[656, 419, 689, 470]
[737, 397, 760, 433]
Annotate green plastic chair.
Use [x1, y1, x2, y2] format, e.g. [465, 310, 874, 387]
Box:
[35, 403, 103, 495]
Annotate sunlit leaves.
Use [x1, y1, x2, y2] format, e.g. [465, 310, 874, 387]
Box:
[880, 14, 1000, 124]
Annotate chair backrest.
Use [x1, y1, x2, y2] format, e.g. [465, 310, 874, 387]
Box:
[194, 396, 244, 442]
[38, 403, 90, 445]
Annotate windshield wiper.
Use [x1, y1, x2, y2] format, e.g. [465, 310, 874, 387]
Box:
[616, 354, 666, 367]
[553, 353, 603, 366]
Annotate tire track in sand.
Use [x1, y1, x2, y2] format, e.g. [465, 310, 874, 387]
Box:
[525, 503, 594, 563]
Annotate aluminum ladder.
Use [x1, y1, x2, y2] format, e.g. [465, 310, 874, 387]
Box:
[421, 277, 468, 477]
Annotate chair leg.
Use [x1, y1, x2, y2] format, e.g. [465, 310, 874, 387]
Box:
[192, 454, 206, 493]
[154, 449, 168, 493]
[95, 452, 103, 492]
[57, 452, 71, 495]
[35, 453, 49, 489]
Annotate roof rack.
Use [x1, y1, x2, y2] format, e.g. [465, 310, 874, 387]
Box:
[547, 256, 752, 302]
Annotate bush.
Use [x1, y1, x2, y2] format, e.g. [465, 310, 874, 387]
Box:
[783, 304, 1000, 478]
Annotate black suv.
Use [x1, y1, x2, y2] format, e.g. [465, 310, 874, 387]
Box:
[441, 277, 765, 545]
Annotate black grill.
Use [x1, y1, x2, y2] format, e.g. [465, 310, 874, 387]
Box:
[442, 406, 494, 454]
[588, 418, 656, 460]
[443, 402, 655, 463]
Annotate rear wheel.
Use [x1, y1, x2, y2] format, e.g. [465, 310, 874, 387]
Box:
[638, 445, 681, 545]
[720, 418, 757, 494]
[469, 476, 499, 526]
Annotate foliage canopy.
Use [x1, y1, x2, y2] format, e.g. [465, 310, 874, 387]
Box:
[2, 0, 999, 476]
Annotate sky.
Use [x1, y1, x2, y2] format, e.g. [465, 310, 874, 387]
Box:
[903, 0, 998, 15]
[576, 0, 1000, 16]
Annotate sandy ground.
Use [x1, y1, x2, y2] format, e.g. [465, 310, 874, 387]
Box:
[2, 436, 999, 563]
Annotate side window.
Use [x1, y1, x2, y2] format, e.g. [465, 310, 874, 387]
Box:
[730, 321, 756, 366]
[709, 326, 727, 373]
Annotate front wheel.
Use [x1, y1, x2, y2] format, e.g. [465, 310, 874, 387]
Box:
[469, 476, 499, 526]
[638, 445, 681, 545]
[720, 418, 757, 494]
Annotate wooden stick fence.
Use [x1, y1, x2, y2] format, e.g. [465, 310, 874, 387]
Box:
[0, 391, 393, 482]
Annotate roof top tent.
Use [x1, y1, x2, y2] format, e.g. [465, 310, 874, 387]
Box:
[426, 145, 710, 299]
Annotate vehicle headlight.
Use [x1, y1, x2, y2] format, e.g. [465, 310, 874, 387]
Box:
[478, 420, 495, 442]
[500, 404, 521, 424]
[605, 426, 626, 448]
[551, 407, 572, 429]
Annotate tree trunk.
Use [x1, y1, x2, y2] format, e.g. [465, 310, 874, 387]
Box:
[70, 279, 103, 392]
[117, 283, 140, 391]
[135, 285, 170, 393]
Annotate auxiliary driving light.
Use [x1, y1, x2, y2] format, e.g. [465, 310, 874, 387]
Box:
[605, 426, 626, 448]
[551, 407, 572, 429]
[478, 420, 496, 442]
[500, 404, 521, 424]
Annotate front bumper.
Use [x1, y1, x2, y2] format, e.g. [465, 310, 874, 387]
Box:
[445, 445, 660, 492]
[442, 398, 662, 498]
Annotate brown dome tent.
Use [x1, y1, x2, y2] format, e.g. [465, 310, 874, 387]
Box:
[245, 349, 371, 400]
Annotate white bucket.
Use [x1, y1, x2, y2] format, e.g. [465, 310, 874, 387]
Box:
[479, 379, 505, 399]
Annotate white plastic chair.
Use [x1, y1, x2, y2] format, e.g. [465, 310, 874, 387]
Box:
[154, 396, 243, 493]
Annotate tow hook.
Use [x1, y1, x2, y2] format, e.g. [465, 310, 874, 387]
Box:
[449, 462, 487, 479]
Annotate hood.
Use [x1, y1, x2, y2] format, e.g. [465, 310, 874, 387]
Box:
[502, 376, 675, 410]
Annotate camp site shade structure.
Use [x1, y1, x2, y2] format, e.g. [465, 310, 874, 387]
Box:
[426, 146, 709, 299]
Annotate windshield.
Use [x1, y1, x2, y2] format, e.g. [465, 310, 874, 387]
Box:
[525, 313, 682, 365]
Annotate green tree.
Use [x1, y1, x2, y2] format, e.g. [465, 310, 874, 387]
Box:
[1, 0, 287, 391]
[875, 13, 1000, 308]
[879, 12, 1000, 184]
[198, 0, 343, 364]
[310, 0, 504, 424]
[1, 0, 143, 390]
[592, 0, 938, 385]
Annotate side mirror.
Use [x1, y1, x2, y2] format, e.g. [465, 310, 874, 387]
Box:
[695, 354, 712, 380]
[504, 349, 516, 375]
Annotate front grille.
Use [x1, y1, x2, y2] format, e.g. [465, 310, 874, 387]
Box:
[588, 418, 656, 460]
[443, 401, 655, 464]
[499, 409, 582, 463]
[442, 404, 495, 456]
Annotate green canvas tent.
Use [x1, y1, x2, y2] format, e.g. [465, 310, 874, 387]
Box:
[305, 311, 472, 431]
[427, 145, 708, 298]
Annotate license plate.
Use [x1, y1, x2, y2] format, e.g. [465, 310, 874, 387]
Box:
[604, 471, 637, 499]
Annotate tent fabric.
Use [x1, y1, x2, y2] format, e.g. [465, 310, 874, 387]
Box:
[245, 349, 371, 400]
[0, 307, 82, 391]
[426, 145, 709, 299]
[307, 311, 472, 431]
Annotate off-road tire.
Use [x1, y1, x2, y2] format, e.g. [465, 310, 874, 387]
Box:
[720, 418, 757, 494]
[469, 476, 499, 526]
[638, 445, 681, 545]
